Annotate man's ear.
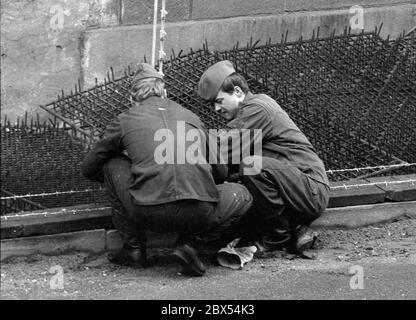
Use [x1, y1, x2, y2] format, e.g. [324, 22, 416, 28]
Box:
[234, 86, 244, 98]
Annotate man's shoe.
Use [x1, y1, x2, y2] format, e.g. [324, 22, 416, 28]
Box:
[289, 225, 318, 255]
[259, 228, 291, 252]
[108, 243, 147, 268]
[172, 244, 206, 277]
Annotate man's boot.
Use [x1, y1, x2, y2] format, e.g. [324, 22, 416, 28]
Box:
[108, 243, 147, 268]
[256, 215, 291, 252]
[288, 225, 318, 255]
[172, 243, 206, 277]
[260, 227, 291, 251]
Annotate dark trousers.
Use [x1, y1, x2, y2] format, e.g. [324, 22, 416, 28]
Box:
[103, 157, 253, 248]
[238, 156, 330, 238]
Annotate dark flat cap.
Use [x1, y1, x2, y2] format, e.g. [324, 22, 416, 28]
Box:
[198, 60, 235, 101]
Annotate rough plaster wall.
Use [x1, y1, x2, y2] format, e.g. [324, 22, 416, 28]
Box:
[80, 4, 415, 89]
[191, 0, 411, 19]
[121, 0, 191, 25]
[0, 0, 120, 121]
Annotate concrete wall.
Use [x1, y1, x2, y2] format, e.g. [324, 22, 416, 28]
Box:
[1, 0, 415, 121]
[1, 0, 120, 121]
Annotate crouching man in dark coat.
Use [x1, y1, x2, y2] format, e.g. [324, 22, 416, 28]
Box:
[81, 63, 252, 276]
[197, 60, 330, 254]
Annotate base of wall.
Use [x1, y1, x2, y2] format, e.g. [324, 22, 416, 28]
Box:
[1, 175, 416, 261]
[2, 201, 415, 262]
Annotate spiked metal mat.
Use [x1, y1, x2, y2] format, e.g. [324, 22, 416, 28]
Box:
[2, 26, 415, 213]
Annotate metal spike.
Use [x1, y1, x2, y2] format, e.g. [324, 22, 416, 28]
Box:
[110, 67, 115, 81]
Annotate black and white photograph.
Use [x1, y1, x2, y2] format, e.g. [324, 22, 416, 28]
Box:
[1, 0, 415, 304]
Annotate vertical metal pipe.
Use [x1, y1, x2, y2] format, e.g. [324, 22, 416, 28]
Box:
[159, 0, 167, 75]
[151, 0, 159, 67]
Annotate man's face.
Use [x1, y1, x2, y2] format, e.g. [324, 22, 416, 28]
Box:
[214, 87, 245, 121]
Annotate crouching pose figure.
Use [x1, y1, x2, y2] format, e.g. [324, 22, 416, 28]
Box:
[82, 63, 252, 276]
[198, 60, 330, 254]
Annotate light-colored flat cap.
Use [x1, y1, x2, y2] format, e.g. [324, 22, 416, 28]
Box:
[198, 60, 235, 101]
[132, 63, 164, 83]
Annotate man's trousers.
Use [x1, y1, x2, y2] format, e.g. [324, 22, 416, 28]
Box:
[238, 156, 330, 237]
[103, 157, 253, 248]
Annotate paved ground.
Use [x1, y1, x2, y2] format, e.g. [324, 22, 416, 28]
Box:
[1, 215, 415, 300]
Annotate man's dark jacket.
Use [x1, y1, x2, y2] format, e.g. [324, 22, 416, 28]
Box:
[81, 96, 227, 205]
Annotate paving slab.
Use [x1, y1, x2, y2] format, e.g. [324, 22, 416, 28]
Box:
[0, 229, 106, 262]
[311, 201, 416, 229]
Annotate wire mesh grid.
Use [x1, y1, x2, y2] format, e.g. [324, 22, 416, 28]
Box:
[1, 116, 108, 215]
[2, 27, 415, 213]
